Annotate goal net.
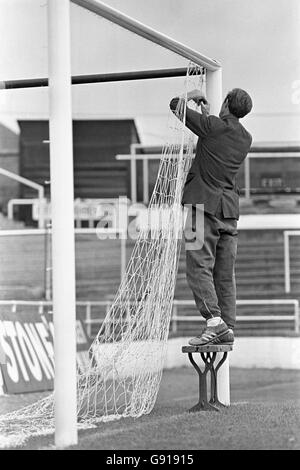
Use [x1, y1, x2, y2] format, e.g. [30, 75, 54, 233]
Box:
[0, 62, 204, 446]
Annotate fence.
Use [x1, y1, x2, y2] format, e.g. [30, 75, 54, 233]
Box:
[171, 299, 300, 334]
[0, 297, 298, 336]
[0, 167, 45, 228]
[243, 149, 300, 199]
[6, 196, 130, 229]
[284, 230, 300, 293]
[116, 144, 300, 204]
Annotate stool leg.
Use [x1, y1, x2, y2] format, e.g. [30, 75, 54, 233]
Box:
[187, 352, 219, 412]
[210, 352, 228, 408]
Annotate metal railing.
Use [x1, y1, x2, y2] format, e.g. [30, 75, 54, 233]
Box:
[0, 300, 111, 338]
[284, 230, 300, 293]
[0, 167, 45, 228]
[7, 198, 39, 222]
[116, 144, 300, 204]
[244, 151, 300, 199]
[6, 196, 131, 230]
[0, 297, 298, 336]
[172, 299, 300, 334]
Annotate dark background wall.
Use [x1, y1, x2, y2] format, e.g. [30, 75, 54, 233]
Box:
[18, 120, 140, 199]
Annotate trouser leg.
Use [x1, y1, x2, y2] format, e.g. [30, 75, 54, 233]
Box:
[185, 209, 221, 321]
[213, 223, 238, 329]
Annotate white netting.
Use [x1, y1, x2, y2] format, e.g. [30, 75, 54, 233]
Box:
[0, 62, 205, 447]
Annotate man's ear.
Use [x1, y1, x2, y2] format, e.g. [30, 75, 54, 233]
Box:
[224, 98, 230, 112]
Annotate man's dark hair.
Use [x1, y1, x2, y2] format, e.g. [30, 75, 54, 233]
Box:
[226, 88, 253, 118]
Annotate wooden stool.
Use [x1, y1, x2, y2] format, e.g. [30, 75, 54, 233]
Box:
[182, 344, 233, 412]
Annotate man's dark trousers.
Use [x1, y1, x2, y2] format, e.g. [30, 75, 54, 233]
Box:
[185, 205, 238, 329]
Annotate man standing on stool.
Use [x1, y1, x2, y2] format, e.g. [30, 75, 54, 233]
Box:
[170, 88, 252, 346]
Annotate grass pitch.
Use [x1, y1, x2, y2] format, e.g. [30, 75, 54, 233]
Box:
[1, 367, 299, 450]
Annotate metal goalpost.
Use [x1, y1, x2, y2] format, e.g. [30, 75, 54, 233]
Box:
[2, 0, 223, 447]
[47, 0, 77, 448]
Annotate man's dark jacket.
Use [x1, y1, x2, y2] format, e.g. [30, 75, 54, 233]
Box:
[170, 98, 252, 220]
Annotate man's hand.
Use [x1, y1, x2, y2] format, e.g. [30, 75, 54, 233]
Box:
[186, 89, 207, 105]
[200, 100, 210, 116]
[184, 89, 210, 115]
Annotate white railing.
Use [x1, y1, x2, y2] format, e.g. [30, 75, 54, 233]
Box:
[172, 299, 300, 334]
[0, 297, 298, 336]
[0, 167, 45, 228]
[116, 145, 300, 204]
[7, 196, 131, 230]
[7, 198, 38, 220]
[0, 299, 110, 338]
[284, 230, 300, 293]
[244, 152, 300, 199]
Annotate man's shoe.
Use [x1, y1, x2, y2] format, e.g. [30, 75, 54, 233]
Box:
[218, 329, 234, 345]
[188, 324, 234, 346]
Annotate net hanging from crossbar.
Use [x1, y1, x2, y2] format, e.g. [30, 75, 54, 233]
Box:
[0, 62, 204, 447]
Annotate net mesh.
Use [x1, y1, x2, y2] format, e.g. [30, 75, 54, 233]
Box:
[0, 62, 205, 447]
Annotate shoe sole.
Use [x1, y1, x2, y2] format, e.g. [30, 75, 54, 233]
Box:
[188, 329, 232, 346]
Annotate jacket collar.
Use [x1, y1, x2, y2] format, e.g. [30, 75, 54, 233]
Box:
[222, 113, 239, 122]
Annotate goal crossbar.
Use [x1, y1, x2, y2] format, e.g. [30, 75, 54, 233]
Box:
[0, 67, 203, 90]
